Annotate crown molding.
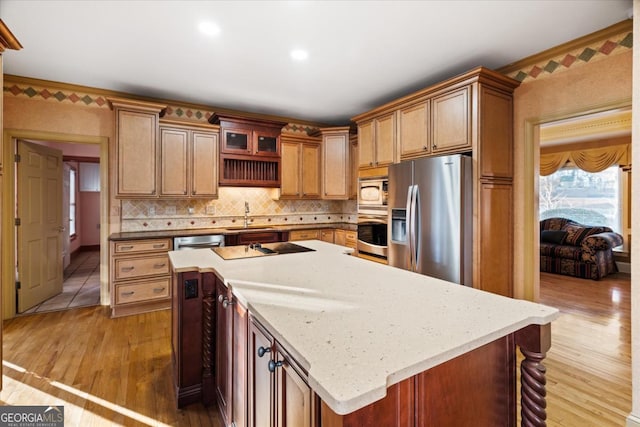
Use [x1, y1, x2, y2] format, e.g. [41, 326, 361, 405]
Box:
[0, 20, 23, 53]
[497, 19, 632, 75]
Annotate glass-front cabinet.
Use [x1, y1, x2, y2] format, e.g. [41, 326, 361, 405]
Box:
[216, 115, 283, 158]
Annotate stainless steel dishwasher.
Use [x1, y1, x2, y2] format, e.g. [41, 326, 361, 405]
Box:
[173, 235, 225, 250]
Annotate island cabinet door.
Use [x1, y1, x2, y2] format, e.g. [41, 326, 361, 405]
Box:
[233, 300, 249, 427]
[215, 279, 233, 426]
[248, 317, 275, 427]
[274, 344, 316, 427]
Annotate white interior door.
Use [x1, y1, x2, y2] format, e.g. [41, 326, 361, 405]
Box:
[17, 140, 64, 312]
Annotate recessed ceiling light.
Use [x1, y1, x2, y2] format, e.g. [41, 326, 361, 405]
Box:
[199, 21, 221, 37]
[290, 49, 309, 61]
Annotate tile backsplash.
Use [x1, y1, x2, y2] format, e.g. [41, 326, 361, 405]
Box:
[121, 187, 357, 232]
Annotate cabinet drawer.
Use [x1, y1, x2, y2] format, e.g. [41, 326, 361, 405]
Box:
[289, 230, 320, 241]
[114, 239, 172, 254]
[320, 229, 335, 243]
[115, 277, 171, 304]
[114, 254, 170, 280]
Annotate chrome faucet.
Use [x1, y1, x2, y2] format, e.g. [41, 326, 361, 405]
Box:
[244, 201, 251, 228]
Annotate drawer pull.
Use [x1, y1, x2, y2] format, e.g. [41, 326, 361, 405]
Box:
[153, 244, 166, 249]
[121, 291, 135, 296]
[153, 287, 166, 293]
[121, 266, 135, 272]
[154, 263, 166, 268]
[120, 245, 133, 250]
[268, 360, 283, 372]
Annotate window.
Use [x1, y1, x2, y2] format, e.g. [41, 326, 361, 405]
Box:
[539, 165, 621, 232]
[69, 167, 77, 237]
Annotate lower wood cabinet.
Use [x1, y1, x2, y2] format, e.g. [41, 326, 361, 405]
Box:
[215, 279, 233, 425]
[110, 238, 172, 317]
[226, 231, 289, 246]
[248, 315, 316, 427]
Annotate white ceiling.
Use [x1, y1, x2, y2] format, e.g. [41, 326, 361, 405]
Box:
[0, 0, 633, 125]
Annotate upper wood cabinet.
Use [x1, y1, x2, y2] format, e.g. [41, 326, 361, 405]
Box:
[350, 67, 520, 297]
[210, 114, 287, 187]
[431, 85, 472, 153]
[109, 97, 167, 198]
[349, 133, 358, 199]
[280, 135, 321, 199]
[159, 120, 219, 199]
[398, 101, 430, 159]
[357, 115, 395, 169]
[312, 126, 352, 200]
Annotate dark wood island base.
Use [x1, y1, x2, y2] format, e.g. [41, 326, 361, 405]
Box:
[172, 271, 551, 427]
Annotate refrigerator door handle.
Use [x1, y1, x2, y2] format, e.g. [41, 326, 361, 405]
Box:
[413, 184, 420, 272]
[405, 185, 413, 270]
[409, 185, 418, 271]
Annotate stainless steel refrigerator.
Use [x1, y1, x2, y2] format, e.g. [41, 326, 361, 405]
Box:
[388, 154, 472, 286]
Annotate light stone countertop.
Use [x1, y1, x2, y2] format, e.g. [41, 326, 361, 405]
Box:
[168, 240, 559, 415]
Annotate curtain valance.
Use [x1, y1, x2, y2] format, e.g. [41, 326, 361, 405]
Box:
[539, 144, 630, 176]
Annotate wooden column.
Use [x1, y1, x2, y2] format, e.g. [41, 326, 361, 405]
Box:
[201, 272, 216, 405]
[515, 324, 552, 427]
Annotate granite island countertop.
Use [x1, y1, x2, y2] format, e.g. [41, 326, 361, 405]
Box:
[168, 240, 559, 415]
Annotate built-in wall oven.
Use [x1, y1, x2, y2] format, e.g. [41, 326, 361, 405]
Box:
[357, 215, 388, 259]
[357, 176, 389, 260]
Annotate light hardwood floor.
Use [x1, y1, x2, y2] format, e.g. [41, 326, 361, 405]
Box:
[0, 272, 631, 426]
[539, 271, 631, 426]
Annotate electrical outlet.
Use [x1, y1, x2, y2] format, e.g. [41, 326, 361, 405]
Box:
[188, 207, 195, 215]
[166, 206, 176, 215]
[148, 206, 156, 216]
[206, 205, 216, 215]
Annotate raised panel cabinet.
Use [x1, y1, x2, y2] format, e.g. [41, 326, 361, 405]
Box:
[275, 344, 315, 427]
[357, 113, 395, 170]
[159, 120, 219, 199]
[249, 317, 275, 427]
[398, 101, 430, 159]
[108, 97, 166, 198]
[431, 85, 472, 153]
[280, 136, 320, 199]
[216, 278, 233, 426]
[314, 127, 351, 200]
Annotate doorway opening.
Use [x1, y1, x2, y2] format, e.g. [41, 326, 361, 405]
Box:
[1, 130, 109, 320]
[17, 140, 102, 314]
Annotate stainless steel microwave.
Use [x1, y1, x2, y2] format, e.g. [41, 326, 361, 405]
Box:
[357, 177, 388, 216]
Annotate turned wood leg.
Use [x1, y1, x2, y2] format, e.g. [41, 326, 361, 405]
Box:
[516, 324, 552, 427]
[201, 274, 216, 405]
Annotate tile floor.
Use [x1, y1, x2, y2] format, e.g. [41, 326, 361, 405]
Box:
[21, 250, 101, 314]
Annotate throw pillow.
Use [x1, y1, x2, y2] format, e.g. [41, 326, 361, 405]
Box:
[563, 224, 595, 246]
[541, 230, 567, 244]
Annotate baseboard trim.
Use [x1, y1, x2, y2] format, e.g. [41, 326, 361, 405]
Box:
[627, 413, 640, 427]
[618, 261, 631, 274]
[79, 244, 100, 252]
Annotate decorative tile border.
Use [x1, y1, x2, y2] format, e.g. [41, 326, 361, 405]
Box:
[3, 80, 320, 134]
[502, 30, 632, 83]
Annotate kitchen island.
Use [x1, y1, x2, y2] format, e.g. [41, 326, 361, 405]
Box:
[169, 240, 558, 426]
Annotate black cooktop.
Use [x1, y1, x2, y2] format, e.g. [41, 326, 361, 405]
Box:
[213, 242, 315, 260]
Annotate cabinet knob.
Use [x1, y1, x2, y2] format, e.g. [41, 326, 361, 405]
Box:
[432, 144, 437, 149]
[369, 162, 373, 166]
[423, 146, 428, 150]
[258, 346, 271, 358]
[218, 294, 225, 303]
[222, 298, 235, 309]
[268, 360, 283, 372]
